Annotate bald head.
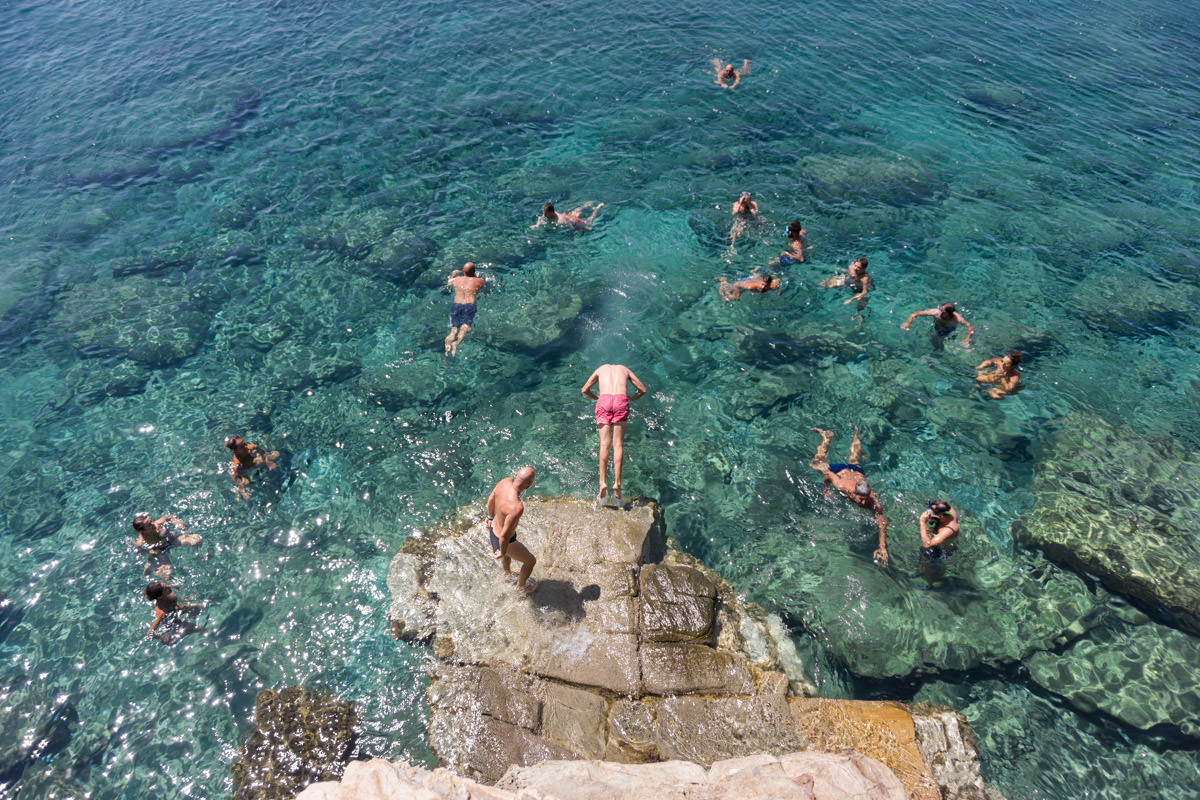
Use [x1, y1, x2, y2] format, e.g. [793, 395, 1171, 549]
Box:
[463, 262, 476, 277]
[514, 466, 535, 489]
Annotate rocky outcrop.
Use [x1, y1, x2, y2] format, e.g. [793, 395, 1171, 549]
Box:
[296, 752, 909, 800]
[911, 709, 1007, 800]
[387, 496, 1006, 800]
[230, 687, 358, 800]
[1012, 413, 1200, 636]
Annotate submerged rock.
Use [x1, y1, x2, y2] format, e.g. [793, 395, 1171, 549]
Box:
[801, 153, 946, 207]
[1012, 413, 1200, 635]
[1025, 620, 1200, 738]
[387, 496, 1005, 799]
[229, 686, 358, 800]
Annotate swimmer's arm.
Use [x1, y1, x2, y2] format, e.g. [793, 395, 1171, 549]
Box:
[626, 369, 647, 400]
[581, 370, 601, 400]
[975, 358, 999, 371]
[530, 217, 547, 229]
[926, 527, 957, 547]
[729, 71, 741, 89]
[958, 315, 975, 348]
[901, 309, 930, 329]
[873, 505, 889, 566]
[844, 275, 869, 304]
[147, 607, 166, 637]
[918, 510, 934, 547]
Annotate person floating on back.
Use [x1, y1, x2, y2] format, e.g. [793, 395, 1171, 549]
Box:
[712, 58, 751, 89]
[809, 426, 890, 567]
[581, 363, 647, 502]
[901, 302, 975, 350]
[225, 434, 279, 500]
[918, 499, 960, 584]
[132, 511, 202, 579]
[820, 257, 871, 323]
[531, 201, 604, 232]
[718, 270, 781, 301]
[445, 261, 486, 357]
[485, 466, 538, 595]
[974, 350, 1023, 398]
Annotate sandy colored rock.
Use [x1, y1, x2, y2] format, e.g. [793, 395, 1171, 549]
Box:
[791, 699, 940, 800]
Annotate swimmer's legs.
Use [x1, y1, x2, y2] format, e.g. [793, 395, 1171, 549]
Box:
[597, 422, 613, 498]
[809, 428, 834, 473]
[611, 421, 626, 500]
[444, 326, 458, 356]
[848, 426, 865, 465]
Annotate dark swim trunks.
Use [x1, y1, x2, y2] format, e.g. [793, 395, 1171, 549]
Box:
[921, 545, 952, 566]
[828, 463, 864, 475]
[450, 303, 477, 328]
[778, 253, 798, 266]
[489, 528, 516, 553]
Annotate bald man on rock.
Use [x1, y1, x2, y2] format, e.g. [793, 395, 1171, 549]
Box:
[485, 466, 538, 594]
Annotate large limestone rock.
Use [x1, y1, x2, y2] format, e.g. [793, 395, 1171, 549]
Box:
[1025, 620, 1200, 738]
[387, 496, 1005, 800]
[295, 752, 909, 799]
[1012, 413, 1200, 635]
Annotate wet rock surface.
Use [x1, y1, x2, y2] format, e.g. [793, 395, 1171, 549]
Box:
[229, 686, 358, 800]
[1012, 413, 1200, 635]
[387, 496, 1006, 799]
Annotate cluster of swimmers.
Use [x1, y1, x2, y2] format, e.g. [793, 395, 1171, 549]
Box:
[135, 434, 280, 642]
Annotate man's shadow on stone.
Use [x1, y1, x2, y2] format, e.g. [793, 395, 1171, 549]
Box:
[528, 580, 601, 624]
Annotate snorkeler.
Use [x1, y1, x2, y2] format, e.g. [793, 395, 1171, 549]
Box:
[132, 511, 202, 580]
[531, 201, 604, 232]
[901, 302, 975, 350]
[820, 257, 871, 323]
[917, 499, 960, 584]
[485, 467, 538, 595]
[718, 270, 781, 301]
[809, 427, 889, 568]
[144, 581, 203, 644]
[224, 434, 280, 500]
[729, 191, 759, 250]
[775, 219, 807, 265]
[444, 261, 486, 357]
[712, 58, 751, 89]
[975, 350, 1023, 398]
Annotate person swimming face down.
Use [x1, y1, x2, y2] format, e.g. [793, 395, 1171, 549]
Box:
[541, 202, 557, 222]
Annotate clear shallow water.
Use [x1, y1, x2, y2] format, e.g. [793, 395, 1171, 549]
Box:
[2, 0, 1199, 797]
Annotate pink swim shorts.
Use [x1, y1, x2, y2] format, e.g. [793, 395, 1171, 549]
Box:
[594, 394, 629, 425]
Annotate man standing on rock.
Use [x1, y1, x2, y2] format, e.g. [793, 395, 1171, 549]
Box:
[581, 364, 647, 502]
[444, 262, 486, 357]
[486, 466, 538, 594]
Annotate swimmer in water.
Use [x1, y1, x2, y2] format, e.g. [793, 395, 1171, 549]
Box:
[718, 270, 781, 301]
[917, 499, 960, 584]
[531, 201, 604, 232]
[712, 58, 751, 89]
[729, 191, 759, 250]
[974, 350, 1023, 398]
[809, 426, 890, 568]
[144, 581, 203, 644]
[132, 511, 202, 580]
[774, 219, 807, 266]
[224, 434, 280, 500]
[820, 257, 871, 324]
[901, 302, 975, 351]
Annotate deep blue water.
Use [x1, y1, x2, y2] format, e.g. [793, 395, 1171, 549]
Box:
[2, 0, 1199, 797]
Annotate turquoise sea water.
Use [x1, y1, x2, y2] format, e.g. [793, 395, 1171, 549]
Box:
[2, 0, 1199, 797]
